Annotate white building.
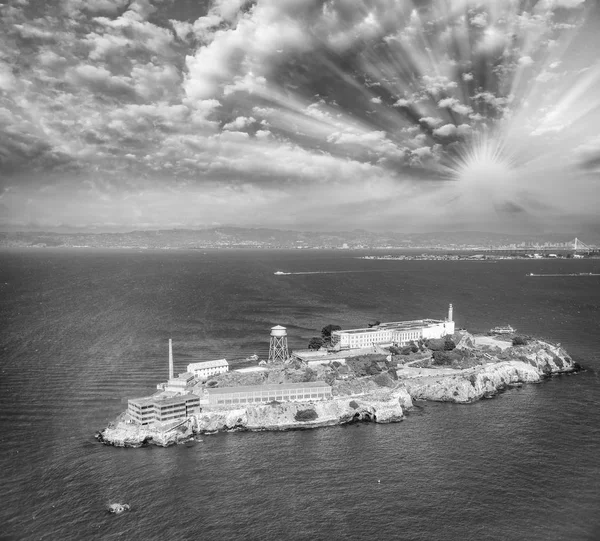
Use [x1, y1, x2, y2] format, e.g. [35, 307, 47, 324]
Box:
[187, 359, 229, 381]
[332, 305, 455, 350]
[163, 372, 195, 394]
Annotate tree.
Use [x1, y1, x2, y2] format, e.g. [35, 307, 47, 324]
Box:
[321, 324, 342, 344]
[443, 337, 456, 351]
[308, 336, 324, 350]
[368, 320, 381, 328]
[512, 336, 528, 346]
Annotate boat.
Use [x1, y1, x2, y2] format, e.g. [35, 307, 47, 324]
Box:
[245, 354, 259, 362]
[274, 271, 287, 275]
[489, 325, 516, 334]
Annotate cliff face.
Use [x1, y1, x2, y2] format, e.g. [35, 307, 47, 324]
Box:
[400, 340, 577, 403]
[96, 418, 195, 448]
[195, 388, 412, 433]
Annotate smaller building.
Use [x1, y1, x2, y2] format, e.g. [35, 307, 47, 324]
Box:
[127, 394, 200, 425]
[187, 359, 229, 381]
[164, 372, 195, 394]
[235, 366, 268, 374]
[206, 381, 332, 407]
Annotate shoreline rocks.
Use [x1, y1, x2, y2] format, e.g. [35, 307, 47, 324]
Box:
[399, 339, 579, 403]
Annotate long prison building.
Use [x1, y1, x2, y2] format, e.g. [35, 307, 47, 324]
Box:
[206, 381, 332, 407]
[331, 305, 455, 350]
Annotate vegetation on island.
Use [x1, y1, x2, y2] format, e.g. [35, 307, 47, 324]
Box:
[308, 336, 324, 350]
[307, 323, 342, 349]
[512, 336, 529, 346]
[294, 409, 319, 422]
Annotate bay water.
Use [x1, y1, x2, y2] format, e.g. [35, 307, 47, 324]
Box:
[1, 249, 599, 540]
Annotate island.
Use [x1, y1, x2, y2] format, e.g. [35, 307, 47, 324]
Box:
[97, 305, 580, 448]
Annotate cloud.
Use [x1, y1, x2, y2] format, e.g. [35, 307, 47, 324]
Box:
[438, 97, 473, 116]
[66, 64, 137, 100]
[422, 75, 458, 95]
[393, 98, 411, 107]
[0, 0, 598, 232]
[518, 56, 534, 67]
[223, 116, 255, 131]
[470, 13, 488, 28]
[419, 117, 443, 128]
[170, 19, 193, 41]
[433, 123, 471, 138]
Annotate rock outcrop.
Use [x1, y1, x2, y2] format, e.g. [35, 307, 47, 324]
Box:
[96, 417, 195, 448]
[400, 339, 577, 403]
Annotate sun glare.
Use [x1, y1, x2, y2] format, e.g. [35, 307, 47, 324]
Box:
[456, 155, 514, 187]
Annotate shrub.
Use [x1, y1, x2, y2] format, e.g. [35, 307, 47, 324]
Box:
[308, 337, 324, 350]
[389, 346, 401, 355]
[294, 409, 318, 422]
[426, 338, 446, 351]
[443, 337, 456, 351]
[432, 351, 456, 366]
[512, 336, 528, 346]
[372, 372, 395, 387]
[349, 400, 359, 409]
[302, 367, 317, 382]
[366, 362, 383, 375]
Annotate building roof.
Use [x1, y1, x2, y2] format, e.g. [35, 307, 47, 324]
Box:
[187, 359, 229, 369]
[333, 319, 446, 335]
[128, 393, 199, 407]
[206, 381, 331, 396]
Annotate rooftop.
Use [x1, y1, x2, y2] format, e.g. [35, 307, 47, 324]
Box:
[333, 319, 445, 335]
[206, 381, 331, 395]
[128, 393, 200, 407]
[187, 359, 229, 369]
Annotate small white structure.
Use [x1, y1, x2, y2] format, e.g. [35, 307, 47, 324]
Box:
[187, 359, 229, 381]
[235, 366, 268, 374]
[164, 372, 195, 394]
[268, 325, 289, 363]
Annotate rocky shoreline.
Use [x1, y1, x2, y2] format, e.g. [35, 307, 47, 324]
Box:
[96, 334, 580, 448]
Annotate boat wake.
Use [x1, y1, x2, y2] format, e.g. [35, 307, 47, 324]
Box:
[527, 273, 600, 277]
[274, 270, 374, 275]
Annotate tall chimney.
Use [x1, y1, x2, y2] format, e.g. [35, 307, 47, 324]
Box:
[448, 303, 453, 322]
[168, 338, 174, 380]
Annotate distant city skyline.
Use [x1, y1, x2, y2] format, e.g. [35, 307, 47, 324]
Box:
[1, 0, 600, 233]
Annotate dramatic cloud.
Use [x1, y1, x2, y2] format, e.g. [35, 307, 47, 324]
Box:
[0, 0, 599, 233]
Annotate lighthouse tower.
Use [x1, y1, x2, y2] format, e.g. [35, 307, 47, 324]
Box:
[448, 303, 453, 322]
[268, 325, 289, 363]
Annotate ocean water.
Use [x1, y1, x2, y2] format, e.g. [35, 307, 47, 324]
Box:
[1, 248, 600, 541]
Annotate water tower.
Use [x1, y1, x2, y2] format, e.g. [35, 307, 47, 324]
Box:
[268, 325, 289, 363]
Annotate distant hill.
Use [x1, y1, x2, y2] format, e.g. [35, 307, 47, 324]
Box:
[0, 228, 595, 250]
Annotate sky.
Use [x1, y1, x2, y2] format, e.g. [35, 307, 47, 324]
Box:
[1, 0, 600, 233]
